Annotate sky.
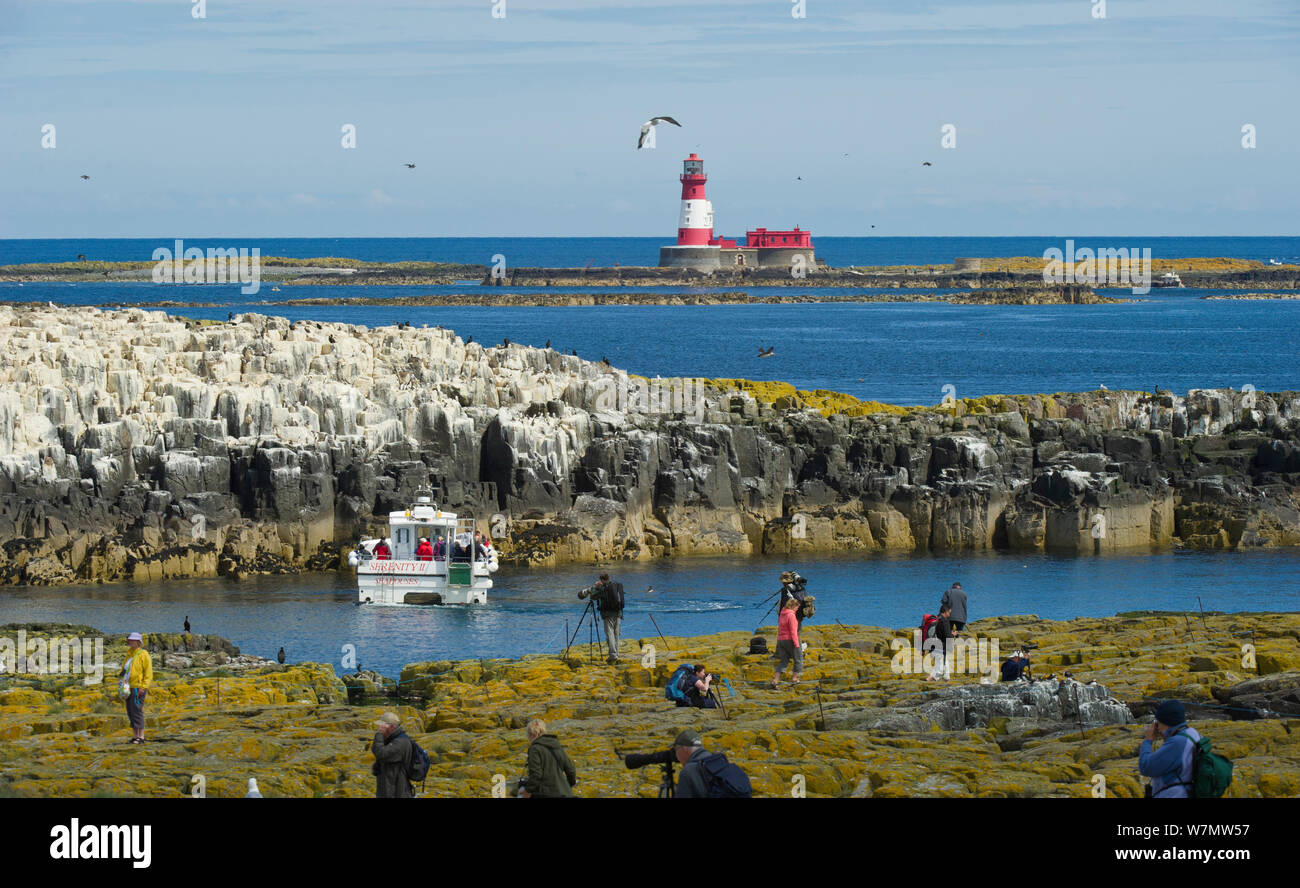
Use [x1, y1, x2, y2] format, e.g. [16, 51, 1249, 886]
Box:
[1, 0, 1297, 237]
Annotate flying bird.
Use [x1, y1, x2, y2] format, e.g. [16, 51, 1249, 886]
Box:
[80, 174, 90, 180]
[403, 163, 416, 169]
[922, 162, 932, 167]
[757, 346, 775, 358]
[637, 116, 682, 149]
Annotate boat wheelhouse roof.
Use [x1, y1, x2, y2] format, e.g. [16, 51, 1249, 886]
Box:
[387, 496, 460, 527]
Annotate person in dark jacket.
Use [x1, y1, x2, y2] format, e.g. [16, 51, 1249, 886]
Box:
[941, 582, 967, 633]
[580, 572, 624, 663]
[1139, 700, 1202, 798]
[926, 605, 954, 681]
[673, 729, 712, 798]
[371, 712, 415, 798]
[519, 719, 577, 798]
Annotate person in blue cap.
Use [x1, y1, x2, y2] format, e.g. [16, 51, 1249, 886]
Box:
[1138, 700, 1200, 798]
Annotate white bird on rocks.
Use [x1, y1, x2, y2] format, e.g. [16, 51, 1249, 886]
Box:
[637, 116, 681, 149]
[245, 778, 263, 798]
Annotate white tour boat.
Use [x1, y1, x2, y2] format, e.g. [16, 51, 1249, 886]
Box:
[348, 495, 498, 605]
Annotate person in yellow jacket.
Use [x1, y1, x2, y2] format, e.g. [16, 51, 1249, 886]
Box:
[121, 632, 153, 744]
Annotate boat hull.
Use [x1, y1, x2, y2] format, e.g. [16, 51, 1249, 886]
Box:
[356, 560, 492, 605]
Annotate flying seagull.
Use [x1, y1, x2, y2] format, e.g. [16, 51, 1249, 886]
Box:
[637, 116, 681, 149]
[758, 346, 775, 358]
[403, 163, 416, 169]
[80, 174, 90, 180]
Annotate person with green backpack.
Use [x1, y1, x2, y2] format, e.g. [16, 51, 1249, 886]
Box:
[1139, 700, 1233, 798]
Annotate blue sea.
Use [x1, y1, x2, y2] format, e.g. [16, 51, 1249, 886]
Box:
[4, 280, 1297, 404]
[1, 551, 1296, 677]
[3, 235, 1299, 268]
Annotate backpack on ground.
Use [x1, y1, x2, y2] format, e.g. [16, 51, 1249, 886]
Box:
[665, 664, 695, 704]
[601, 581, 625, 612]
[407, 739, 432, 785]
[698, 752, 753, 798]
[920, 614, 938, 641]
[748, 636, 768, 655]
[1186, 735, 1233, 798]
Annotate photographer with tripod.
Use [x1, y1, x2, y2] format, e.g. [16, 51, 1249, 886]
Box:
[578, 572, 625, 663]
[624, 730, 751, 798]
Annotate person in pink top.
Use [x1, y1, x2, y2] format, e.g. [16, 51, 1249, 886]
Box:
[771, 598, 803, 689]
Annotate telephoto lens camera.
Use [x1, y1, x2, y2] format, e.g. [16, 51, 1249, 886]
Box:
[624, 749, 675, 769]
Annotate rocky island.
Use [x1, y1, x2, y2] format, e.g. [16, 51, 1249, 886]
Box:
[0, 613, 1296, 797]
[3, 255, 1297, 290]
[0, 305, 1296, 587]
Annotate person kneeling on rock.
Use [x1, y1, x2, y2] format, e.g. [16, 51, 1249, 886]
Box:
[682, 664, 718, 708]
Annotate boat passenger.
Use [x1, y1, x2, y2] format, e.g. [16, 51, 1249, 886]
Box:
[472, 530, 488, 561]
[432, 535, 446, 561]
[373, 538, 392, 561]
[415, 537, 434, 561]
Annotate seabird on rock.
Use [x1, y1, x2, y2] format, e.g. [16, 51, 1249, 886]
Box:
[545, 339, 550, 348]
[637, 116, 682, 149]
[184, 616, 190, 633]
[466, 335, 473, 344]
[277, 647, 286, 664]
[245, 778, 263, 798]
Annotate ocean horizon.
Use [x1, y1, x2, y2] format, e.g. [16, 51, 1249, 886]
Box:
[4, 235, 1298, 269]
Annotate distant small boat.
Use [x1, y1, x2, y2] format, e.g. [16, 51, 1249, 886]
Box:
[1269, 259, 1282, 266]
[1154, 272, 1183, 288]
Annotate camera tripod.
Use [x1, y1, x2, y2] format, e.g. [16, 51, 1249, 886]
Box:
[656, 759, 676, 798]
[563, 594, 608, 665]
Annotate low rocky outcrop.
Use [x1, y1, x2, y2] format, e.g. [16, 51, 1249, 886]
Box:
[0, 613, 1295, 797]
[0, 306, 1297, 586]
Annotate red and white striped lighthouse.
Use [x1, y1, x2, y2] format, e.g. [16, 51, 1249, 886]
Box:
[676, 153, 714, 245]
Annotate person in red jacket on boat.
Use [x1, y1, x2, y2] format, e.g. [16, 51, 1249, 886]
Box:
[373, 538, 392, 560]
[415, 537, 434, 561]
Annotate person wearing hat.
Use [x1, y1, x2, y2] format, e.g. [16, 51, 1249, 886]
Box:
[414, 536, 434, 562]
[1138, 700, 1201, 798]
[777, 570, 809, 625]
[120, 632, 153, 744]
[672, 729, 712, 798]
[371, 712, 415, 798]
[373, 538, 392, 561]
